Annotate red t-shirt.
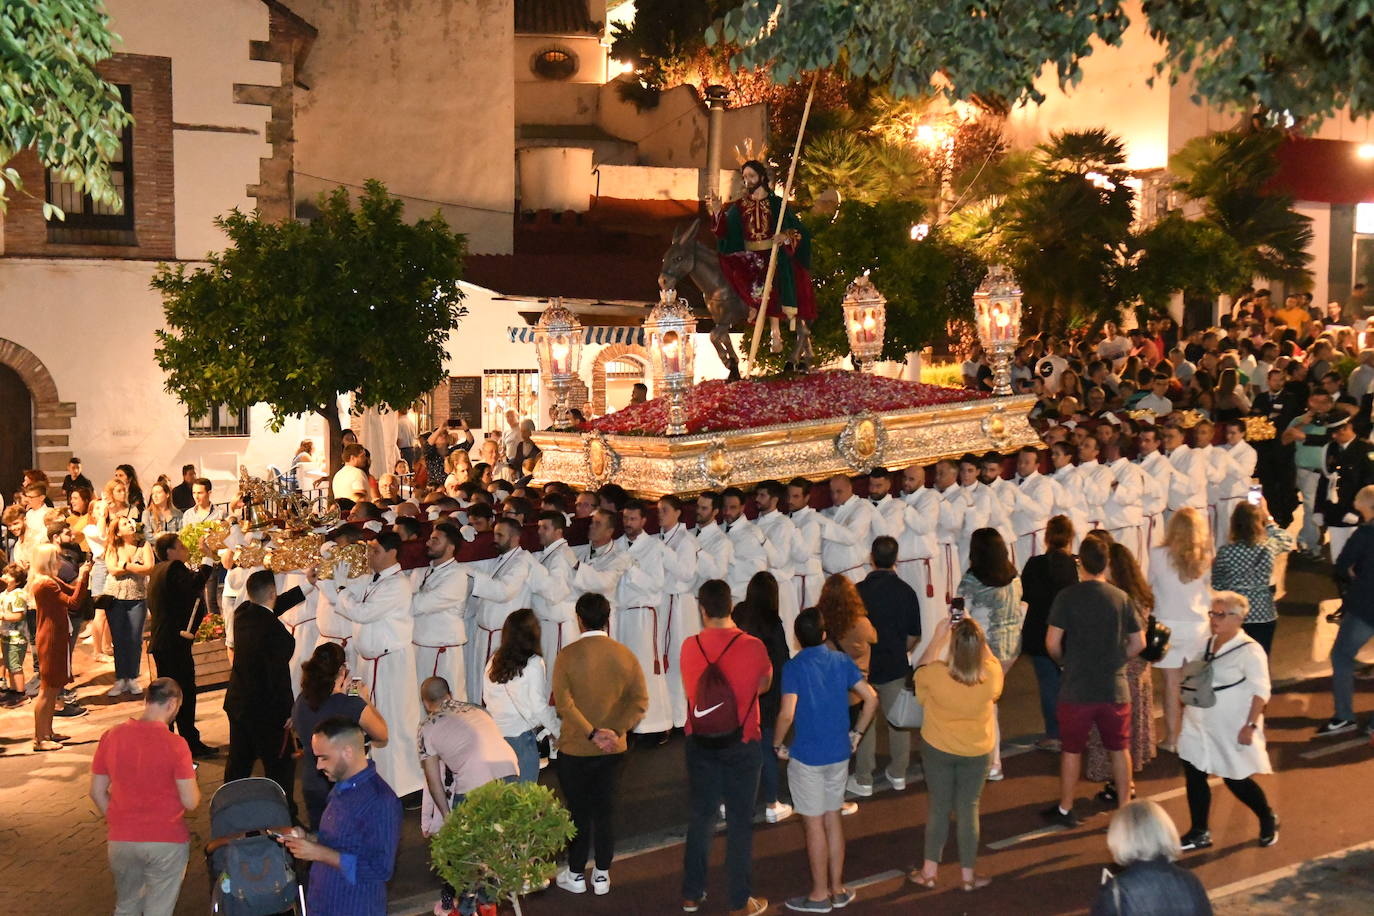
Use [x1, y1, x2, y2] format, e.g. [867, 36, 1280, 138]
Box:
[91, 719, 196, 843]
[679, 626, 772, 742]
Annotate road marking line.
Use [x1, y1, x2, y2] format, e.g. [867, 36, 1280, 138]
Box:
[1298, 736, 1368, 759]
[1148, 777, 1220, 802]
[1207, 838, 1374, 901]
[850, 869, 905, 889]
[987, 823, 1070, 850]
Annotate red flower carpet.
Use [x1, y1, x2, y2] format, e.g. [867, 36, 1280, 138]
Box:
[588, 370, 986, 435]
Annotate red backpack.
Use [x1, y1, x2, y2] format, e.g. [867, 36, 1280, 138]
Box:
[688, 633, 751, 748]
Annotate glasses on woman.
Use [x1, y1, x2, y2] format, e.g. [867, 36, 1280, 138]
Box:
[1207, 610, 1238, 619]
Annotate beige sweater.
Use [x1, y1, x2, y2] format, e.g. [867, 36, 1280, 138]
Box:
[552, 633, 648, 756]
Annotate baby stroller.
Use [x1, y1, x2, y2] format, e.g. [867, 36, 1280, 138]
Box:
[207, 777, 306, 915]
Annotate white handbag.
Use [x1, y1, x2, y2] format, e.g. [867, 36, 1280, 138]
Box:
[886, 681, 924, 729]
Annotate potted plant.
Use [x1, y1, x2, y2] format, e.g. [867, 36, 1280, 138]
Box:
[190, 612, 231, 689]
[429, 780, 575, 916]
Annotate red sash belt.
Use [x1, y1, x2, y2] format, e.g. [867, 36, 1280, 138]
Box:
[895, 557, 936, 598]
[359, 649, 390, 707]
[413, 641, 464, 678]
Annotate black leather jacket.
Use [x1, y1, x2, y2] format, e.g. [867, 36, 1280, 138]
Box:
[1089, 859, 1213, 916]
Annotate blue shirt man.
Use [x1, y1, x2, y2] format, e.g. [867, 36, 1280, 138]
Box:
[283, 718, 402, 915]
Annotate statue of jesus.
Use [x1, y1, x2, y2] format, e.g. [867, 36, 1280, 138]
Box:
[707, 160, 817, 354]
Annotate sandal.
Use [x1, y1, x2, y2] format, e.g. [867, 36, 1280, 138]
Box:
[48, 733, 71, 743]
[962, 875, 992, 892]
[906, 868, 937, 888]
[32, 740, 63, 752]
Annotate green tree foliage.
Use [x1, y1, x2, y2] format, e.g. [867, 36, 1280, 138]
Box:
[0, 0, 132, 214]
[1129, 212, 1247, 310]
[1169, 128, 1314, 285]
[978, 129, 1136, 332]
[430, 781, 575, 916]
[713, 0, 1374, 123]
[152, 181, 468, 472]
[802, 200, 985, 365]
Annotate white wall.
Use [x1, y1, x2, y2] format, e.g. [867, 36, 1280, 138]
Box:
[290, 0, 516, 256]
[597, 165, 734, 201]
[515, 34, 608, 84]
[104, 0, 279, 259]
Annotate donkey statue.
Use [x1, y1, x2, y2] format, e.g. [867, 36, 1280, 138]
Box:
[658, 218, 813, 380]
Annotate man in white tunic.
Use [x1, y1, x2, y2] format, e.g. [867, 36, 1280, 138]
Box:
[409, 522, 470, 698]
[1217, 419, 1259, 547]
[721, 487, 768, 603]
[1075, 436, 1116, 533]
[1048, 441, 1089, 544]
[977, 452, 1021, 565]
[897, 464, 945, 646]
[1099, 438, 1146, 560]
[314, 530, 369, 668]
[866, 467, 904, 540]
[820, 474, 881, 583]
[274, 568, 318, 697]
[1009, 446, 1057, 563]
[955, 455, 994, 572]
[463, 518, 536, 705]
[332, 532, 424, 796]
[1135, 426, 1175, 556]
[785, 480, 825, 612]
[931, 460, 967, 607]
[1195, 420, 1248, 547]
[658, 495, 700, 727]
[532, 510, 578, 670]
[753, 480, 803, 652]
[614, 500, 672, 736]
[570, 508, 633, 608]
[1162, 424, 1210, 532]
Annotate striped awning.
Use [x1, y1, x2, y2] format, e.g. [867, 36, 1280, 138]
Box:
[508, 325, 647, 346]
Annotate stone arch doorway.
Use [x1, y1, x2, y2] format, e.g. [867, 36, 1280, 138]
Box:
[0, 338, 76, 500]
[590, 343, 656, 416]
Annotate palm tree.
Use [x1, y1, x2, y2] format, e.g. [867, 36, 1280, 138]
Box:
[990, 128, 1136, 333]
[1169, 128, 1313, 285]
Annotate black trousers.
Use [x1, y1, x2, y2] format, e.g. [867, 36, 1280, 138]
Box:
[150, 646, 200, 746]
[557, 753, 624, 872]
[1182, 758, 1271, 832]
[226, 716, 298, 822]
[683, 739, 762, 909]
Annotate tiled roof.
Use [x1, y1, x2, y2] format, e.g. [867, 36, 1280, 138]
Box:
[515, 0, 601, 36]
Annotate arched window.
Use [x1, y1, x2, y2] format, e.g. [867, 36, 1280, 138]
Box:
[532, 47, 577, 80]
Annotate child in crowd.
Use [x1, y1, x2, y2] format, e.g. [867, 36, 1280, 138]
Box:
[1, 563, 31, 705]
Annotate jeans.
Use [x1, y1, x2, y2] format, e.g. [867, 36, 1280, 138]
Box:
[1331, 614, 1374, 721]
[108, 599, 146, 681]
[109, 840, 189, 916]
[506, 729, 540, 783]
[558, 753, 624, 872]
[1030, 654, 1062, 738]
[758, 725, 781, 805]
[1182, 758, 1271, 832]
[682, 738, 762, 909]
[920, 739, 989, 869]
[1297, 467, 1322, 551]
[854, 677, 913, 786]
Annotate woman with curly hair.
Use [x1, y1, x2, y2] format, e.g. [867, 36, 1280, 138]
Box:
[816, 574, 877, 731]
[1148, 507, 1213, 753]
[1087, 542, 1158, 804]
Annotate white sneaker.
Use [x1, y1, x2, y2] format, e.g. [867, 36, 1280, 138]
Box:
[840, 801, 859, 816]
[986, 765, 1004, 782]
[885, 769, 907, 791]
[766, 802, 794, 823]
[125, 679, 143, 696]
[106, 681, 126, 698]
[556, 869, 586, 894]
[845, 775, 873, 797]
[591, 868, 610, 896]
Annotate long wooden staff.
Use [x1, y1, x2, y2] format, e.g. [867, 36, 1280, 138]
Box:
[745, 73, 819, 374]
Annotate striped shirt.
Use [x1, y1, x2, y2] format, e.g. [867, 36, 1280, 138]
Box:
[307, 761, 402, 916]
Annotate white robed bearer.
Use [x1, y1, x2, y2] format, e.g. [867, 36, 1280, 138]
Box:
[409, 522, 470, 699]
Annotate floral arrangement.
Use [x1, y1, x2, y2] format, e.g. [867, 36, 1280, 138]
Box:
[588, 370, 986, 436]
[179, 520, 226, 565]
[195, 612, 227, 644]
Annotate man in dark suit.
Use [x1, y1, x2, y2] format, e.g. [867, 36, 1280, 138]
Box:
[223, 568, 305, 815]
[146, 532, 218, 758]
[1318, 415, 1374, 562]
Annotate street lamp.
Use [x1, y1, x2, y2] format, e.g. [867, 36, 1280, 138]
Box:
[533, 298, 583, 428]
[972, 265, 1022, 396]
[645, 288, 697, 435]
[842, 274, 886, 373]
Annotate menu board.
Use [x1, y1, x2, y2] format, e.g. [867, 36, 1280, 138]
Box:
[448, 376, 482, 425]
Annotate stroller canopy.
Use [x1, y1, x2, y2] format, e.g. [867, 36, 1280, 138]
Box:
[210, 777, 293, 838]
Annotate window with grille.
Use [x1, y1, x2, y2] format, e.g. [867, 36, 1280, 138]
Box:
[46, 84, 136, 246]
[189, 404, 250, 438]
[532, 48, 578, 80]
